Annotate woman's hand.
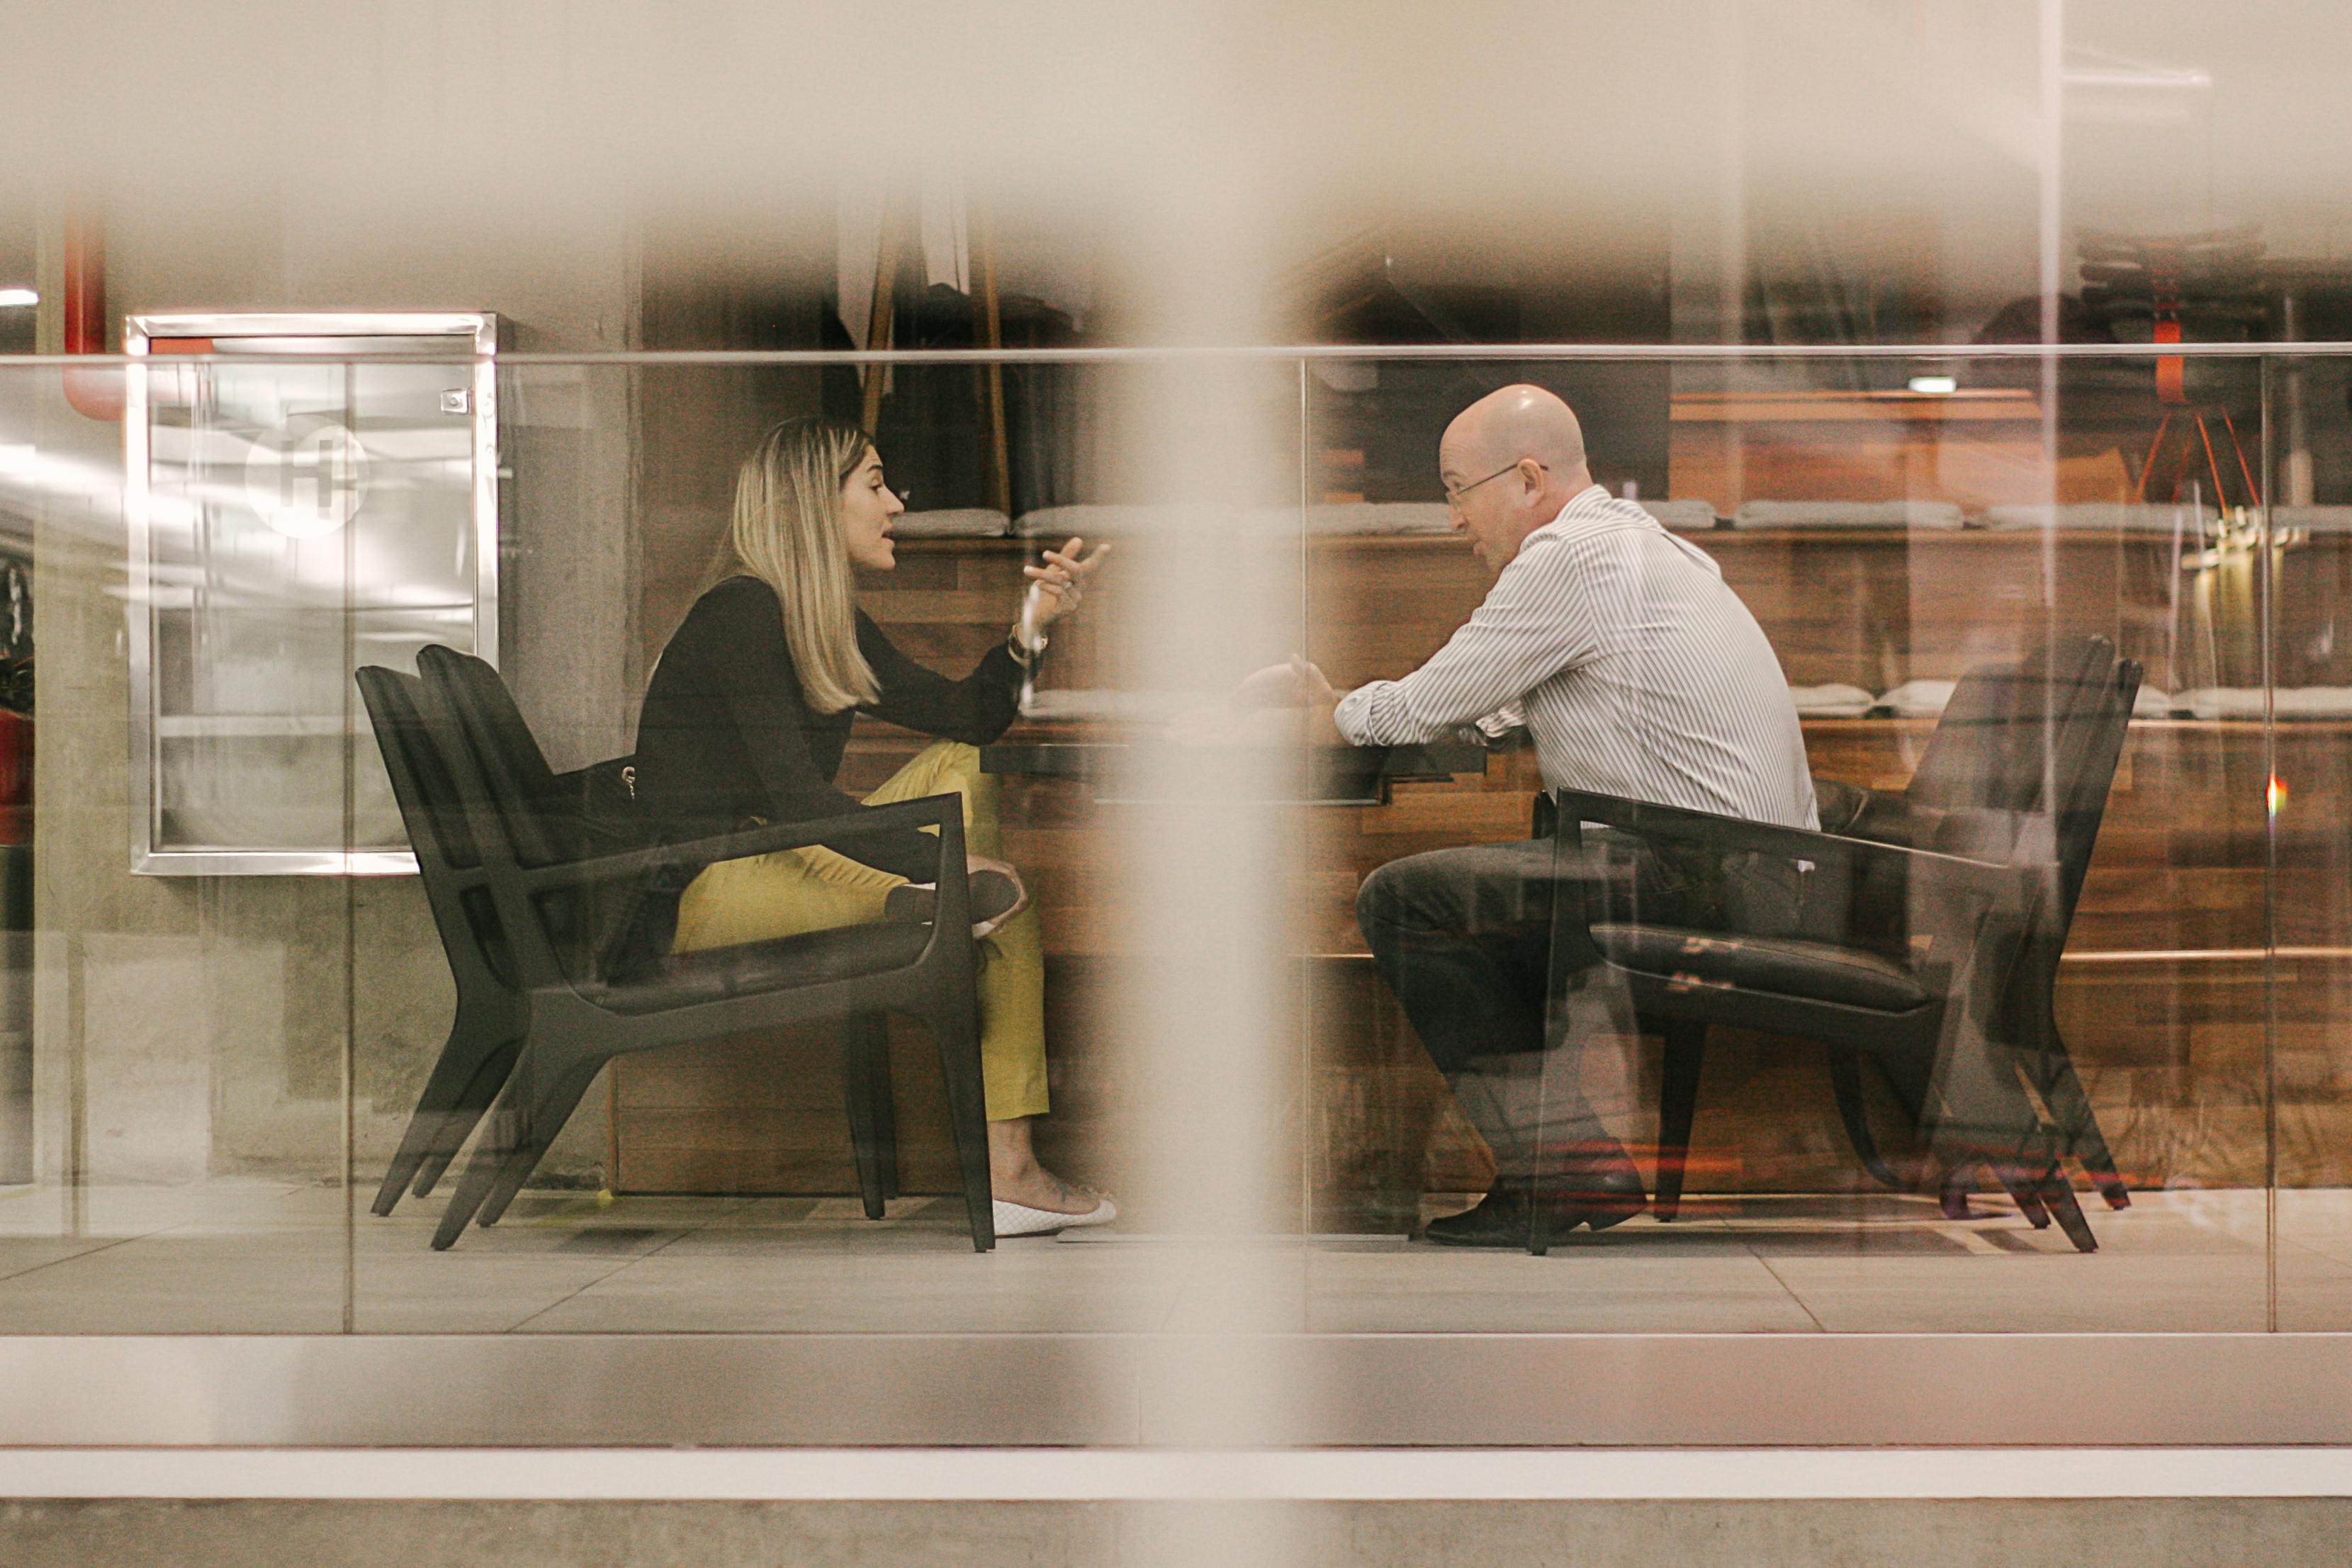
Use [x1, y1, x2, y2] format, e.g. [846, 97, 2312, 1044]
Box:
[967, 852, 1030, 937]
[1022, 536, 1112, 631]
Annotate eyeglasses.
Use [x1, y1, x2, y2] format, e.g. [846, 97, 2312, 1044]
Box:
[1444, 460, 1543, 509]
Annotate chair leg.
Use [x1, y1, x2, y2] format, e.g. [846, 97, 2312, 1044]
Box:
[927, 992, 995, 1252]
[371, 1023, 515, 1215]
[845, 1015, 890, 1221]
[868, 1024, 901, 1201]
[2035, 1162, 2099, 1253]
[475, 1059, 606, 1229]
[407, 1037, 522, 1201]
[2029, 1012, 2130, 1209]
[432, 1080, 526, 1251]
[1654, 1022, 1706, 1223]
[1995, 1163, 2053, 1229]
[1827, 1049, 1904, 1191]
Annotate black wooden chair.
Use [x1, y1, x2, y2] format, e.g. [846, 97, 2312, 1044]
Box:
[356, 667, 527, 1218]
[1541, 785, 2066, 1251]
[360, 659, 641, 1218]
[1810, 637, 2139, 1214]
[357, 649, 994, 1251]
[1545, 638, 2141, 1255]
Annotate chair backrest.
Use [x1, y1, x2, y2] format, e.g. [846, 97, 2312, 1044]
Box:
[356, 665, 522, 996]
[2047, 649, 2140, 929]
[1904, 636, 2112, 818]
[416, 645, 569, 869]
[1906, 635, 2136, 937]
[414, 644, 657, 988]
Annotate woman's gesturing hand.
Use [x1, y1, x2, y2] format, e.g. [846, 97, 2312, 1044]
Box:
[1022, 536, 1112, 631]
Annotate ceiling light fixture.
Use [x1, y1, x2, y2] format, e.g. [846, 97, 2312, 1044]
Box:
[0, 288, 38, 308]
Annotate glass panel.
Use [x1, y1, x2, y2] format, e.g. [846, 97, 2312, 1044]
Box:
[0, 359, 351, 1329]
[0, 344, 2314, 1341]
[344, 356, 1225, 1349]
[2266, 349, 2352, 1327]
[1307, 347, 2277, 1331]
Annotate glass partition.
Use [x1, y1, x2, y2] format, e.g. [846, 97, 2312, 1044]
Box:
[0, 344, 2341, 1351]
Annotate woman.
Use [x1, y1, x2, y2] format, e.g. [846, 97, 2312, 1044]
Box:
[634, 415, 1110, 1236]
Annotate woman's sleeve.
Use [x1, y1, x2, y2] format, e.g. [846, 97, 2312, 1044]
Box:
[857, 611, 1026, 745]
[706, 584, 944, 881]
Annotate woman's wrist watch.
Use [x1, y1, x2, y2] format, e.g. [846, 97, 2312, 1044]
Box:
[1007, 624, 1047, 667]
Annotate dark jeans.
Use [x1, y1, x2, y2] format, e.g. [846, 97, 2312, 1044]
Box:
[1357, 833, 1806, 1175]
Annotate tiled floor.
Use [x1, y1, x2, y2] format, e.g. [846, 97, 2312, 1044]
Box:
[2, 1178, 2351, 1333]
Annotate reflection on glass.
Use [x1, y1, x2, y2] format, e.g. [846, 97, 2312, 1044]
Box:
[0, 347, 2342, 1341]
[1302, 351, 2279, 1332]
[130, 323, 493, 872]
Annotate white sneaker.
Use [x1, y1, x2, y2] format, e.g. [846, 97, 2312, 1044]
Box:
[992, 1194, 1119, 1239]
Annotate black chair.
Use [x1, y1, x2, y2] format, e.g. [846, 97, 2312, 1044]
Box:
[415, 647, 916, 1234]
[1543, 789, 2066, 1251]
[1538, 641, 2129, 1251]
[357, 650, 995, 1251]
[1805, 638, 2139, 1214]
[361, 660, 640, 1218]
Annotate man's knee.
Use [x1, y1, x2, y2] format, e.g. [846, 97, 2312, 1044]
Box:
[1357, 850, 1456, 942]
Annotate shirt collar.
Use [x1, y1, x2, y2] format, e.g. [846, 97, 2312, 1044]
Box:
[1535, 483, 1643, 538]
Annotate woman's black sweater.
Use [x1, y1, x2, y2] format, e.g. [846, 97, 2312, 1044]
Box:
[634, 574, 1024, 880]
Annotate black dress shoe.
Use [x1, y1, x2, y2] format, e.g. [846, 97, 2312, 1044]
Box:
[1423, 1166, 1648, 1248]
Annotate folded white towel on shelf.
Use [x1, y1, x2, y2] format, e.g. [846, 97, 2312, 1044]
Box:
[1975, 502, 2219, 534]
[1787, 683, 1876, 716]
[2269, 505, 2352, 534]
[1304, 502, 1455, 536]
[1730, 500, 1966, 531]
[1014, 503, 1294, 538]
[2134, 685, 2178, 717]
[1638, 498, 1721, 531]
[891, 507, 1011, 538]
[1880, 678, 1958, 718]
[2178, 687, 2352, 719]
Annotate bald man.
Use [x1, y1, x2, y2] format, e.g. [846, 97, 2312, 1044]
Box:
[1276, 385, 1817, 1247]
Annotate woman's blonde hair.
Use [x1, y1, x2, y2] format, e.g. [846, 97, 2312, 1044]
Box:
[717, 416, 882, 713]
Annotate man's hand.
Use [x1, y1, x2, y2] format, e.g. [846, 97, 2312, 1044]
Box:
[1237, 655, 1337, 709]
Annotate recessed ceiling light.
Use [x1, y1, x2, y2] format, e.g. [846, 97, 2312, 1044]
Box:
[1908, 375, 1957, 395]
[0, 288, 38, 309]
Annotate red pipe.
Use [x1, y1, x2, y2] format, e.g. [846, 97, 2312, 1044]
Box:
[62, 205, 123, 421]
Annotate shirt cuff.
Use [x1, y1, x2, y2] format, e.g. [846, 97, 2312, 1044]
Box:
[1332, 684, 1379, 745]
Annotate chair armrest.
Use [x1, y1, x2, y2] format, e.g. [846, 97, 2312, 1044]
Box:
[517, 793, 964, 893]
[1550, 788, 2035, 910]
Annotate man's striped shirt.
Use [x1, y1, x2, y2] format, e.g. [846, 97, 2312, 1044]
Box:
[1334, 485, 1818, 830]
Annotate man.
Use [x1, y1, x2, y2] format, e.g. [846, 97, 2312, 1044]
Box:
[1254, 384, 1816, 1246]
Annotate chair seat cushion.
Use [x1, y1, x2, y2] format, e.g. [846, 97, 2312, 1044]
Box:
[1593, 924, 1931, 1012]
[592, 923, 935, 1014]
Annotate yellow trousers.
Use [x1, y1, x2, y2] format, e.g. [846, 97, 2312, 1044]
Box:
[671, 740, 1049, 1120]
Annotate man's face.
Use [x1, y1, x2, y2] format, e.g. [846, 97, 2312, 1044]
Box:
[1439, 429, 1534, 575]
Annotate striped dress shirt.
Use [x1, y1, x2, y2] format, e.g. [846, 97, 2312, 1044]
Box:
[1334, 485, 1818, 830]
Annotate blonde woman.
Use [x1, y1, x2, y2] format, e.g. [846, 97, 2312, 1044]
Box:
[634, 416, 1110, 1236]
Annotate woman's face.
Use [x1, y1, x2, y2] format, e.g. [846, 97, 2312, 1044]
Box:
[837, 446, 905, 571]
